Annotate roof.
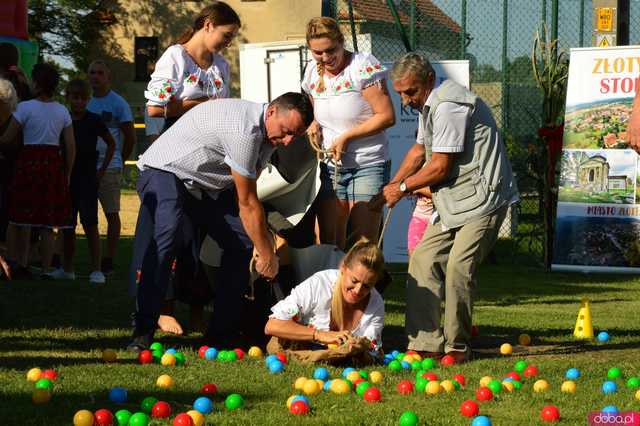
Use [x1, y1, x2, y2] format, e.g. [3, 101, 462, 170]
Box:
[337, 0, 461, 34]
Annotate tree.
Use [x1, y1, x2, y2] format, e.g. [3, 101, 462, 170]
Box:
[472, 64, 501, 83]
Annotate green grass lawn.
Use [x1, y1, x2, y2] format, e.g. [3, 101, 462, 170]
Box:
[1, 239, 639, 425]
[559, 187, 635, 204]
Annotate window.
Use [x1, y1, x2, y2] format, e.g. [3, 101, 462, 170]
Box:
[134, 37, 159, 82]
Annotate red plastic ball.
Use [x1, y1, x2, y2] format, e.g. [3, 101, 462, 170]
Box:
[524, 365, 539, 378]
[363, 387, 382, 402]
[94, 408, 113, 425]
[506, 371, 521, 381]
[173, 413, 195, 426]
[440, 354, 455, 366]
[289, 400, 309, 415]
[276, 352, 287, 364]
[151, 401, 172, 418]
[201, 383, 218, 395]
[475, 387, 494, 402]
[233, 348, 245, 360]
[541, 405, 560, 422]
[471, 325, 479, 337]
[406, 350, 418, 356]
[41, 370, 57, 381]
[460, 400, 480, 417]
[423, 372, 438, 382]
[352, 378, 365, 388]
[138, 350, 153, 364]
[452, 374, 466, 387]
[198, 346, 209, 359]
[396, 380, 414, 395]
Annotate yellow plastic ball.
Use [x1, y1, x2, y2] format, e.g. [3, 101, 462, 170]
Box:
[315, 379, 324, 389]
[411, 353, 422, 362]
[187, 410, 205, 426]
[479, 376, 493, 387]
[440, 380, 456, 393]
[160, 353, 176, 366]
[425, 381, 442, 395]
[561, 380, 576, 393]
[636, 389, 640, 401]
[27, 367, 42, 382]
[156, 374, 174, 388]
[518, 334, 532, 346]
[502, 381, 515, 392]
[303, 379, 322, 396]
[102, 349, 118, 363]
[330, 379, 351, 394]
[533, 379, 550, 393]
[286, 395, 297, 408]
[248, 346, 264, 358]
[294, 377, 308, 390]
[32, 388, 51, 404]
[73, 409, 94, 426]
[500, 343, 513, 355]
[369, 371, 383, 384]
[346, 371, 361, 383]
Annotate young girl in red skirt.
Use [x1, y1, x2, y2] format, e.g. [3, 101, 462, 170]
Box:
[0, 63, 76, 278]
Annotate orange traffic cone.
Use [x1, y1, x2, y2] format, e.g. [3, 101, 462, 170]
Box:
[573, 298, 594, 340]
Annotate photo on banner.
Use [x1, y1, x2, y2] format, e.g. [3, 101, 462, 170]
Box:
[383, 60, 469, 263]
[553, 46, 640, 273]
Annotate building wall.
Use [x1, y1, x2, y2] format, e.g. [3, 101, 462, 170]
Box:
[96, 0, 321, 115]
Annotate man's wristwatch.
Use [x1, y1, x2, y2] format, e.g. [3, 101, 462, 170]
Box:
[399, 179, 409, 193]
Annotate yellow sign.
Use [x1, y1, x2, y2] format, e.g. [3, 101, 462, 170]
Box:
[597, 7, 613, 32]
[596, 34, 614, 48]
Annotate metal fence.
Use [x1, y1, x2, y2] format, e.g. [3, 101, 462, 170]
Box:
[327, 0, 619, 263]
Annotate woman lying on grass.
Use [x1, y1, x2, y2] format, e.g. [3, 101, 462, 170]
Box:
[264, 238, 385, 364]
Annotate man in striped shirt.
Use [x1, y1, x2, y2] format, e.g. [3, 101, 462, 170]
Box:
[128, 92, 314, 351]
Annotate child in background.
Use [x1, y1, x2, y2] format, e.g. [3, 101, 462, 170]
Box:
[407, 188, 434, 258]
[0, 63, 75, 277]
[46, 79, 115, 283]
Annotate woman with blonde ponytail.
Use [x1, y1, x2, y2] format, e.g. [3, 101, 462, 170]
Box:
[303, 17, 396, 250]
[265, 238, 385, 356]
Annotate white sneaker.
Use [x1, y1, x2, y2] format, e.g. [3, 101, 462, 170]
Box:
[42, 268, 76, 280]
[89, 271, 106, 285]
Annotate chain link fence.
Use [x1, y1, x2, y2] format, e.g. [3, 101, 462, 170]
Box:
[327, 0, 621, 264]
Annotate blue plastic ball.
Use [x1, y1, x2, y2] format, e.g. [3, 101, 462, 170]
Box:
[165, 348, 177, 355]
[265, 354, 278, 366]
[342, 367, 356, 378]
[502, 377, 514, 382]
[597, 331, 610, 342]
[108, 387, 127, 404]
[193, 396, 213, 414]
[383, 358, 391, 366]
[268, 360, 285, 373]
[602, 381, 618, 394]
[323, 380, 332, 391]
[565, 368, 581, 380]
[471, 415, 492, 426]
[291, 395, 310, 406]
[313, 367, 329, 381]
[391, 350, 400, 358]
[602, 405, 618, 414]
[400, 361, 411, 369]
[204, 347, 218, 360]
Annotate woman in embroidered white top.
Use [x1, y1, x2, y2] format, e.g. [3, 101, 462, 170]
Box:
[145, 2, 240, 130]
[265, 239, 385, 353]
[303, 17, 395, 250]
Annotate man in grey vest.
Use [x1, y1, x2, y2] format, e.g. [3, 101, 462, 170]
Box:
[372, 53, 518, 363]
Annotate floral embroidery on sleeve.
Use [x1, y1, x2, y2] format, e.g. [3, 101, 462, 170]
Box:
[184, 72, 199, 86]
[359, 62, 386, 79]
[148, 80, 176, 103]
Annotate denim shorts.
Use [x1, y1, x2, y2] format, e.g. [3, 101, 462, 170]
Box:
[319, 160, 391, 202]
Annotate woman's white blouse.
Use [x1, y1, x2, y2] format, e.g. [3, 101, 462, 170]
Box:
[270, 269, 384, 350]
[301, 52, 389, 168]
[145, 44, 230, 106]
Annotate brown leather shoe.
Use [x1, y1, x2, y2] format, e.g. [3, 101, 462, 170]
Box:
[444, 350, 471, 364]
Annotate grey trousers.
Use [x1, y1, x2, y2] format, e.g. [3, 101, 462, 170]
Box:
[405, 205, 508, 354]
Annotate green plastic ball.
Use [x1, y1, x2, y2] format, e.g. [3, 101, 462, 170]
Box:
[356, 381, 371, 396]
[174, 352, 186, 366]
[607, 367, 622, 380]
[149, 342, 163, 352]
[128, 412, 150, 426]
[218, 351, 229, 362]
[114, 409, 132, 426]
[512, 380, 522, 390]
[140, 396, 157, 414]
[227, 351, 238, 362]
[399, 410, 419, 426]
[395, 352, 405, 360]
[626, 377, 640, 389]
[388, 360, 402, 372]
[421, 358, 435, 370]
[359, 369, 368, 379]
[514, 360, 528, 374]
[224, 393, 244, 410]
[151, 350, 163, 363]
[35, 378, 53, 390]
[415, 377, 429, 392]
[452, 379, 462, 390]
[415, 369, 426, 380]
[488, 379, 502, 394]
[410, 361, 422, 371]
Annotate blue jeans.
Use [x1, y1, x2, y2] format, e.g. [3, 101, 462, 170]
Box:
[130, 168, 253, 345]
[319, 161, 390, 202]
